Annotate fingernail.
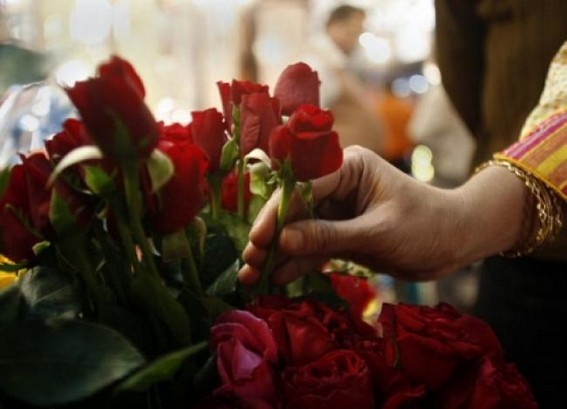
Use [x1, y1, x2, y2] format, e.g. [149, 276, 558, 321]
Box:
[282, 227, 304, 252]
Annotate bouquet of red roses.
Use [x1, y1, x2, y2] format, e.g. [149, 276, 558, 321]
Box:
[202, 296, 537, 409]
[0, 56, 536, 409]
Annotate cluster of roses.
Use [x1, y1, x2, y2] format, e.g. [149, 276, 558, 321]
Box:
[0, 55, 345, 377]
[202, 296, 537, 409]
[0, 55, 539, 409]
[0, 55, 342, 267]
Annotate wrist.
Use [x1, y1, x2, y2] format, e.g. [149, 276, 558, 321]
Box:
[474, 159, 564, 258]
[451, 165, 528, 265]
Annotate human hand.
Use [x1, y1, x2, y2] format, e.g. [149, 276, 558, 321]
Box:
[238, 146, 470, 286]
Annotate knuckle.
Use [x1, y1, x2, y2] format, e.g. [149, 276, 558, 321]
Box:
[310, 221, 339, 254]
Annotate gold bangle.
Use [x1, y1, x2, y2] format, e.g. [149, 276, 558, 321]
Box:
[474, 159, 564, 258]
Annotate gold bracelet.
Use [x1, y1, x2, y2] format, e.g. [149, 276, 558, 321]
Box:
[474, 159, 564, 258]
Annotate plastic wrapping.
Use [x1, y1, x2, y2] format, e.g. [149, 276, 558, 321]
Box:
[0, 82, 76, 169]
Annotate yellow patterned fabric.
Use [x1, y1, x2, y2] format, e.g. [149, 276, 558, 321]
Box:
[496, 41, 567, 200]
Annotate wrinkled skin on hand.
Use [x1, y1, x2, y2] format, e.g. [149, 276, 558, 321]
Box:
[239, 146, 465, 285]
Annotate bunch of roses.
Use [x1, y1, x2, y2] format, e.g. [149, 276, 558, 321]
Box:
[201, 296, 538, 409]
[0, 55, 342, 270]
[0, 55, 344, 365]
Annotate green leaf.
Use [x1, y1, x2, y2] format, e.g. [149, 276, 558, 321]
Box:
[219, 137, 239, 172]
[205, 258, 240, 297]
[176, 289, 213, 341]
[128, 273, 192, 349]
[186, 217, 208, 260]
[197, 222, 238, 289]
[146, 149, 174, 193]
[200, 296, 235, 320]
[83, 165, 117, 195]
[0, 284, 23, 324]
[0, 261, 28, 272]
[115, 341, 207, 393]
[249, 160, 274, 199]
[247, 194, 268, 225]
[18, 266, 81, 320]
[161, 229, 192, 262]
[216, 211, 251, 253]
[49, 189, 80, 236]
[0, 318, 145, 406]
[48, 146, 103, 186]
[192, 352, 219, 395]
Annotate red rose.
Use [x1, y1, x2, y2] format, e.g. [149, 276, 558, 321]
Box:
[0, 164, 40, 262]
[65, 56, 159, 161]
[227, 80, 269, 106]
[330, 273, 377, 322]
[210, 310, 280, 409]
[195, 395, 253, 409]
[148, 137, 208, 234]
[274, 62, 320, 116]
[45, 118, 93, 164]
[239, 92, 281, 157]
[283, 349, 374, 409]
[249, 295, 351, 366]
[217, 80, 269, 134]
[269, 104, 343, 181]
[158, 121, 191, 142]
[189, 108, 228, 172]
[45, 119, 119, 187]
[379, 303, 505, 390]
[220, 170, 252, 213]
[434, 356, 537, 409]
[350, 339, 426, 409]
[0, 152, 90, 261]
[466, 358, 537, 409]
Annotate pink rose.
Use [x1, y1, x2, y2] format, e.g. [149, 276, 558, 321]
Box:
[210, 310, 281, 408]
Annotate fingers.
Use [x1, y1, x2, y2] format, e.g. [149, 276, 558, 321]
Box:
[271, 256, 329, 285]
[237, 254, 328, 286]
[237, 263, 261, 286]
[247, 146, 374, 249]
[239, 146, 382, 286]
[277, 215, 373, 257]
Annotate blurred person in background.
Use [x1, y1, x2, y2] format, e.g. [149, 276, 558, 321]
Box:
[435, 1, 567, 406]
[238, 0, 310, 85]
[408, 80, 478, 312]
[375, 78, 415, 173]
[301, 4, 384, 155]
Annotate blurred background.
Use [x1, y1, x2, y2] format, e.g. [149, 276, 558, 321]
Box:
[0, 0, 478, 309]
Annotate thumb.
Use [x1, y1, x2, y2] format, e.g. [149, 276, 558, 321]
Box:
[277, 218, 363, 257]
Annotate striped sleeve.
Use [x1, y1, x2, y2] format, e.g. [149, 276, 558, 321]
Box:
[495, 41, 567, 200]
